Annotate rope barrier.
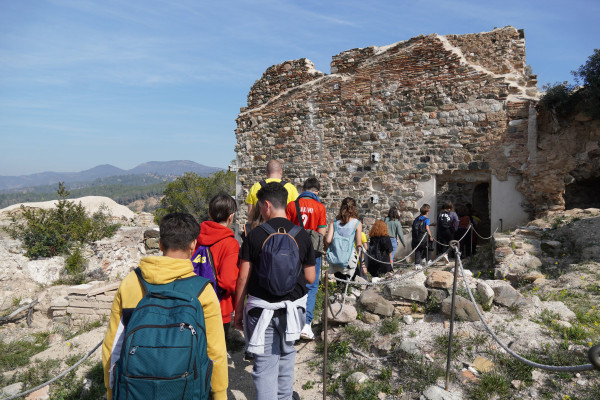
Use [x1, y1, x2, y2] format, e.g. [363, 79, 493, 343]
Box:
[471, 225, 498, 241]
[452, 243, 596, 372]
[358, 231, 429, 267]
[430, 225, 472, 247]
[0, 340, 103, 400]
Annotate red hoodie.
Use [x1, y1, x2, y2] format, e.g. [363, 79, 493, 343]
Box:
[196, 221, 240, 324]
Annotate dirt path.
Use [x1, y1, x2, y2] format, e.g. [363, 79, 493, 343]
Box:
[227, 338, 324, 400]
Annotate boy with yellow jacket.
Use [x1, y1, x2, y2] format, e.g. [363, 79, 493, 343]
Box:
[102, 213, 228, 400]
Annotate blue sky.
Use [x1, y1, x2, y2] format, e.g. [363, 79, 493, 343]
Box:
[1, 0, 598, 176]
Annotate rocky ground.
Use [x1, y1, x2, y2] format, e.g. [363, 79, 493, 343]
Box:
[1, 203, 599, 399]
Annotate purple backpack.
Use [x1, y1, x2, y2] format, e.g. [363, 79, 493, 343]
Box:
[191, 244, 222, 301]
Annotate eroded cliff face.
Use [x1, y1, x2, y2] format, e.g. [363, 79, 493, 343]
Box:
[235, 26, 598, 227]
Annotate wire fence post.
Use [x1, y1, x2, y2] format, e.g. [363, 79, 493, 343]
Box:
[322, 265, 329, 400]
[590, 344, 600, 370]
[445, 240, 461, 391]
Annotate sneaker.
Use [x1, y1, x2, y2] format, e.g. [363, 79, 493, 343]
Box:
[300, 323, 315, 340]
[414, 264, 422, 270]
[427, 260, 434, 266]
[292, 391, 301, 400]
[443, 254, 450, 264]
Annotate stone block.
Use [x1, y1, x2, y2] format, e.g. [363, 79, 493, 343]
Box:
[441, 295, 481, 322]
[425, 271, 454, 289]
[359, 290, 394, 316]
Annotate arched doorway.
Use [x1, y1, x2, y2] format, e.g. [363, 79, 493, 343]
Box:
[564, 176, 600, 209]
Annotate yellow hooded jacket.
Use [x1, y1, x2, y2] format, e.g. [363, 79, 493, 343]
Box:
[102, 256, 228, 400]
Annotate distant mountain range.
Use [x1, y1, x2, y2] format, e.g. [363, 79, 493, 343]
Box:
[0, 161, 222, 191]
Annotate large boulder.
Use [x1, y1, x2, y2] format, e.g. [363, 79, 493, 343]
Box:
[426, 271, 454, 289]
[486, 281, 528, 308]
[441, 295, 481, 322]
[476, 281, 494, 308]
[326, 303, 357, 323]
[359, 289, 394, 316]
[24, 257, 65, 285]
[385, 282, 428, 302]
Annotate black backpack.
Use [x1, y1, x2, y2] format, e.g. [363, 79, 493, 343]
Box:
[411, 216, 428, 247]
[258, 223, 302, 296]
[438, 211, 453, 231]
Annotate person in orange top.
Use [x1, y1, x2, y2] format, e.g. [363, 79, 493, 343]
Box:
[195, 193, 240, 337]
[286, 177, 327, 340]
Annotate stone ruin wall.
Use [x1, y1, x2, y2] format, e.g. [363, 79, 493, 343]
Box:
[234, 27, 597, 230]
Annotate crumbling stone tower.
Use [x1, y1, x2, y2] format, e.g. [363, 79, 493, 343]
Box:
[235, 27, 541, 235]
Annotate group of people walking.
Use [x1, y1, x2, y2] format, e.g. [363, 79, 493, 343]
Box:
[101, 159, 477, 400]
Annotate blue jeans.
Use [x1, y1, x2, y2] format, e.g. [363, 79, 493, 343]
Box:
[246, 309, 304, 400]
[390, 238, 398, 260]
[305, 256, 321, 324]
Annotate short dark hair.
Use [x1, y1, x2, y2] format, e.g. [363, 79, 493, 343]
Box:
[257, 181, 287, 210]
[303, 177, 320, 192]
[419, 204, 431, 215]
[441, 201, 454, 211]
[159, 213, 200, 252]
[209, 193, 237, 223]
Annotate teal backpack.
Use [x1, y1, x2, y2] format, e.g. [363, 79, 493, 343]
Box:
[326, 220, 358, 268]
[113, 268, 213, 400]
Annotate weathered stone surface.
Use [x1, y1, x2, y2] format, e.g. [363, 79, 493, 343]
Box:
[539, 301, 576, 321]
[373, 335, 394, 355]
[541, 240, 562, 255]
[426, 271, 454, 289]
[347, 371, 369, 385]
[26, 385, 49, 400]
[1, 382, 23, 397]
[386, 282, 428, 302]
[361, 312, 380, 324]
[326, 303, 357, 323]
[24, 257, 65, 285]
[476, 281, 494, 308]
[428, 288, 448, 303]
[420, 385, 462, 400]
[399, 340, 421, 356]
[441, 295, 481, 322]
[473, 356, 494, 373]
[487, 281, 528, 308]
[359, 290, 394, 316]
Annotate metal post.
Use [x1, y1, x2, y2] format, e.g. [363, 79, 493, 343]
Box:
[589, 344, 600, 370]
[445, 241, 460, 391]
[499, 218, 503, 233]
[322, 266, 329, 400]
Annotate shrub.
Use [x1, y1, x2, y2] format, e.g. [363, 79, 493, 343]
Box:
[154, 170, 235, 223]
[4, 183, 118, 261]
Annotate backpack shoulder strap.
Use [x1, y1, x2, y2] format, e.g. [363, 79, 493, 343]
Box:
[280, 179, 288, 186]
[260, 222, 276, 235]
[351, 220, 359, 235]
[173, 275, 211, 298]
[288, 224, 302, 238]
[294, 199, 304, 228]
[134, 267, 148, 296]
[259, 179, 267, 188]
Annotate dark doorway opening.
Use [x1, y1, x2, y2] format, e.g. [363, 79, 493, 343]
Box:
[472, 182, 491, 239]
[436, 171, 492, 249]
[564, 177, 600, 209]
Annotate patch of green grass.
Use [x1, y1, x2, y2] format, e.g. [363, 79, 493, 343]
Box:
[302, 380, 314, 390]
[379, 317, 399, 335]
[392, 353, 444, 394]
[466, 372, 511, 399]
[433, 333, 463, 360]
[0, 332, 50, 372]
[317, 339, 350, 363]
[345, 325, 373, 351]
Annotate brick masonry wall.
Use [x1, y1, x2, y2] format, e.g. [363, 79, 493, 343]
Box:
[235, 27, 543, 227]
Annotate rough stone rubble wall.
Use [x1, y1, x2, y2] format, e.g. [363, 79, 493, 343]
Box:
[235, 27, 542, 226]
